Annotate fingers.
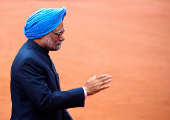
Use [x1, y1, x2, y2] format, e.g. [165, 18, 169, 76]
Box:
[96, 74, 108, 79]
[101, 75, 111, 82]
[92, 76, 96, 79]
[96, 74, 111, 82]
[96, 74, 111, 80]
[101, 85, 110, 90]
[84, 74, 112, 96]
[101, 78, 111, 86]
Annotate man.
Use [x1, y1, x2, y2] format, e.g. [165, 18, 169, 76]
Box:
[10, 7, 111, 120]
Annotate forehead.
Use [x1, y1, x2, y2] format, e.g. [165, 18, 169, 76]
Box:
[53, 21, 64, 32]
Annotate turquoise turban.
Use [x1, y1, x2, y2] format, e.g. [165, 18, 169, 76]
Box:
[24, 7, 66, 39]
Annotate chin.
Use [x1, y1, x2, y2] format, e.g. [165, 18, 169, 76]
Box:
[52, 45, 61, 51]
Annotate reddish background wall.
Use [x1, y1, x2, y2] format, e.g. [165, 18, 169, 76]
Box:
[0, 0, 170, 119]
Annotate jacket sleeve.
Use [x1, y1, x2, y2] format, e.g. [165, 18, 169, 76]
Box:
[17, 57, 85, 111]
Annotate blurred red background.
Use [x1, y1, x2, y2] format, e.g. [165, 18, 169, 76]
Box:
[0, 0, 170, 120]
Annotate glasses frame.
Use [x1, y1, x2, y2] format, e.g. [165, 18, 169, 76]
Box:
[52, 29, 65, 38]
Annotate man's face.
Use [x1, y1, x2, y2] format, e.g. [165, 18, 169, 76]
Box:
[41, 21, 65, 51]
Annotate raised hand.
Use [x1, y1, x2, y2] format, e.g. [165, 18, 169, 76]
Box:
[84, 74, 111, 96]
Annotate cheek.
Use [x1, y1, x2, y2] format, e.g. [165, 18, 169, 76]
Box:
[43, 35, 53, 47]
[49, 35, 58, 44]
[53, 38, 60, 44]
[47, 39, 53, 46]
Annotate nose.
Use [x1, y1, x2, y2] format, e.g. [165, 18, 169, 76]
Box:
[59, 34, 65, 41]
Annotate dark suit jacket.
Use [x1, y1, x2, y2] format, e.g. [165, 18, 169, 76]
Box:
[10, 39, 85, 120]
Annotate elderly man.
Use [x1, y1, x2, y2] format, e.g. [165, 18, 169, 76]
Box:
[10, 7, 111, 120]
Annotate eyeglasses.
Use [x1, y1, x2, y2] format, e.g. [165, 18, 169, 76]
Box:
[52, 29, 65, 37]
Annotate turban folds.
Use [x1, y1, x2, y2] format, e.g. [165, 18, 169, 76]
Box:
[24, 7, 66, 39]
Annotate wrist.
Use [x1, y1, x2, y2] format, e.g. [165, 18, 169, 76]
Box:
[82, 87, 87, 99]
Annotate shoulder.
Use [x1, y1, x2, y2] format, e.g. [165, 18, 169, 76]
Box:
[11, 42, 47, 81]
[12, 43, 44, 70]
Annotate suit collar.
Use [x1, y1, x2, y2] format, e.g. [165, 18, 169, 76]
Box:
[27, 39, 49, 55]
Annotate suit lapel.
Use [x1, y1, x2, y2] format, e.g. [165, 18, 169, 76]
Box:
[49, 58, 61, 91]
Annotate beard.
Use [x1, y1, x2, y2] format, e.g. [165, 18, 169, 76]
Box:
[53, 43, 62, 51]
[43, 35, 62, 51]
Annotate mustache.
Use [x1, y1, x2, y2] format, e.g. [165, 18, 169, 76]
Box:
[56, 42, 62, 45]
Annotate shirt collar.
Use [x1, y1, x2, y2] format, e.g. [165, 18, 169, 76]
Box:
[27, 39, 49, 55]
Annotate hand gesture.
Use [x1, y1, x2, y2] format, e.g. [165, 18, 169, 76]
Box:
[84, 74, 111, 96]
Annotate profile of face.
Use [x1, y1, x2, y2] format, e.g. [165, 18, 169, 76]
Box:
[41, 21, 65, 51]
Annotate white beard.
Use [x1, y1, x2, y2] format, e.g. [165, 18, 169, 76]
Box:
[43, 35, 62, 51]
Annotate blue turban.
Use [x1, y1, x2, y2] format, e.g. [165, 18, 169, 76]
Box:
[24, 6, 66, 39]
